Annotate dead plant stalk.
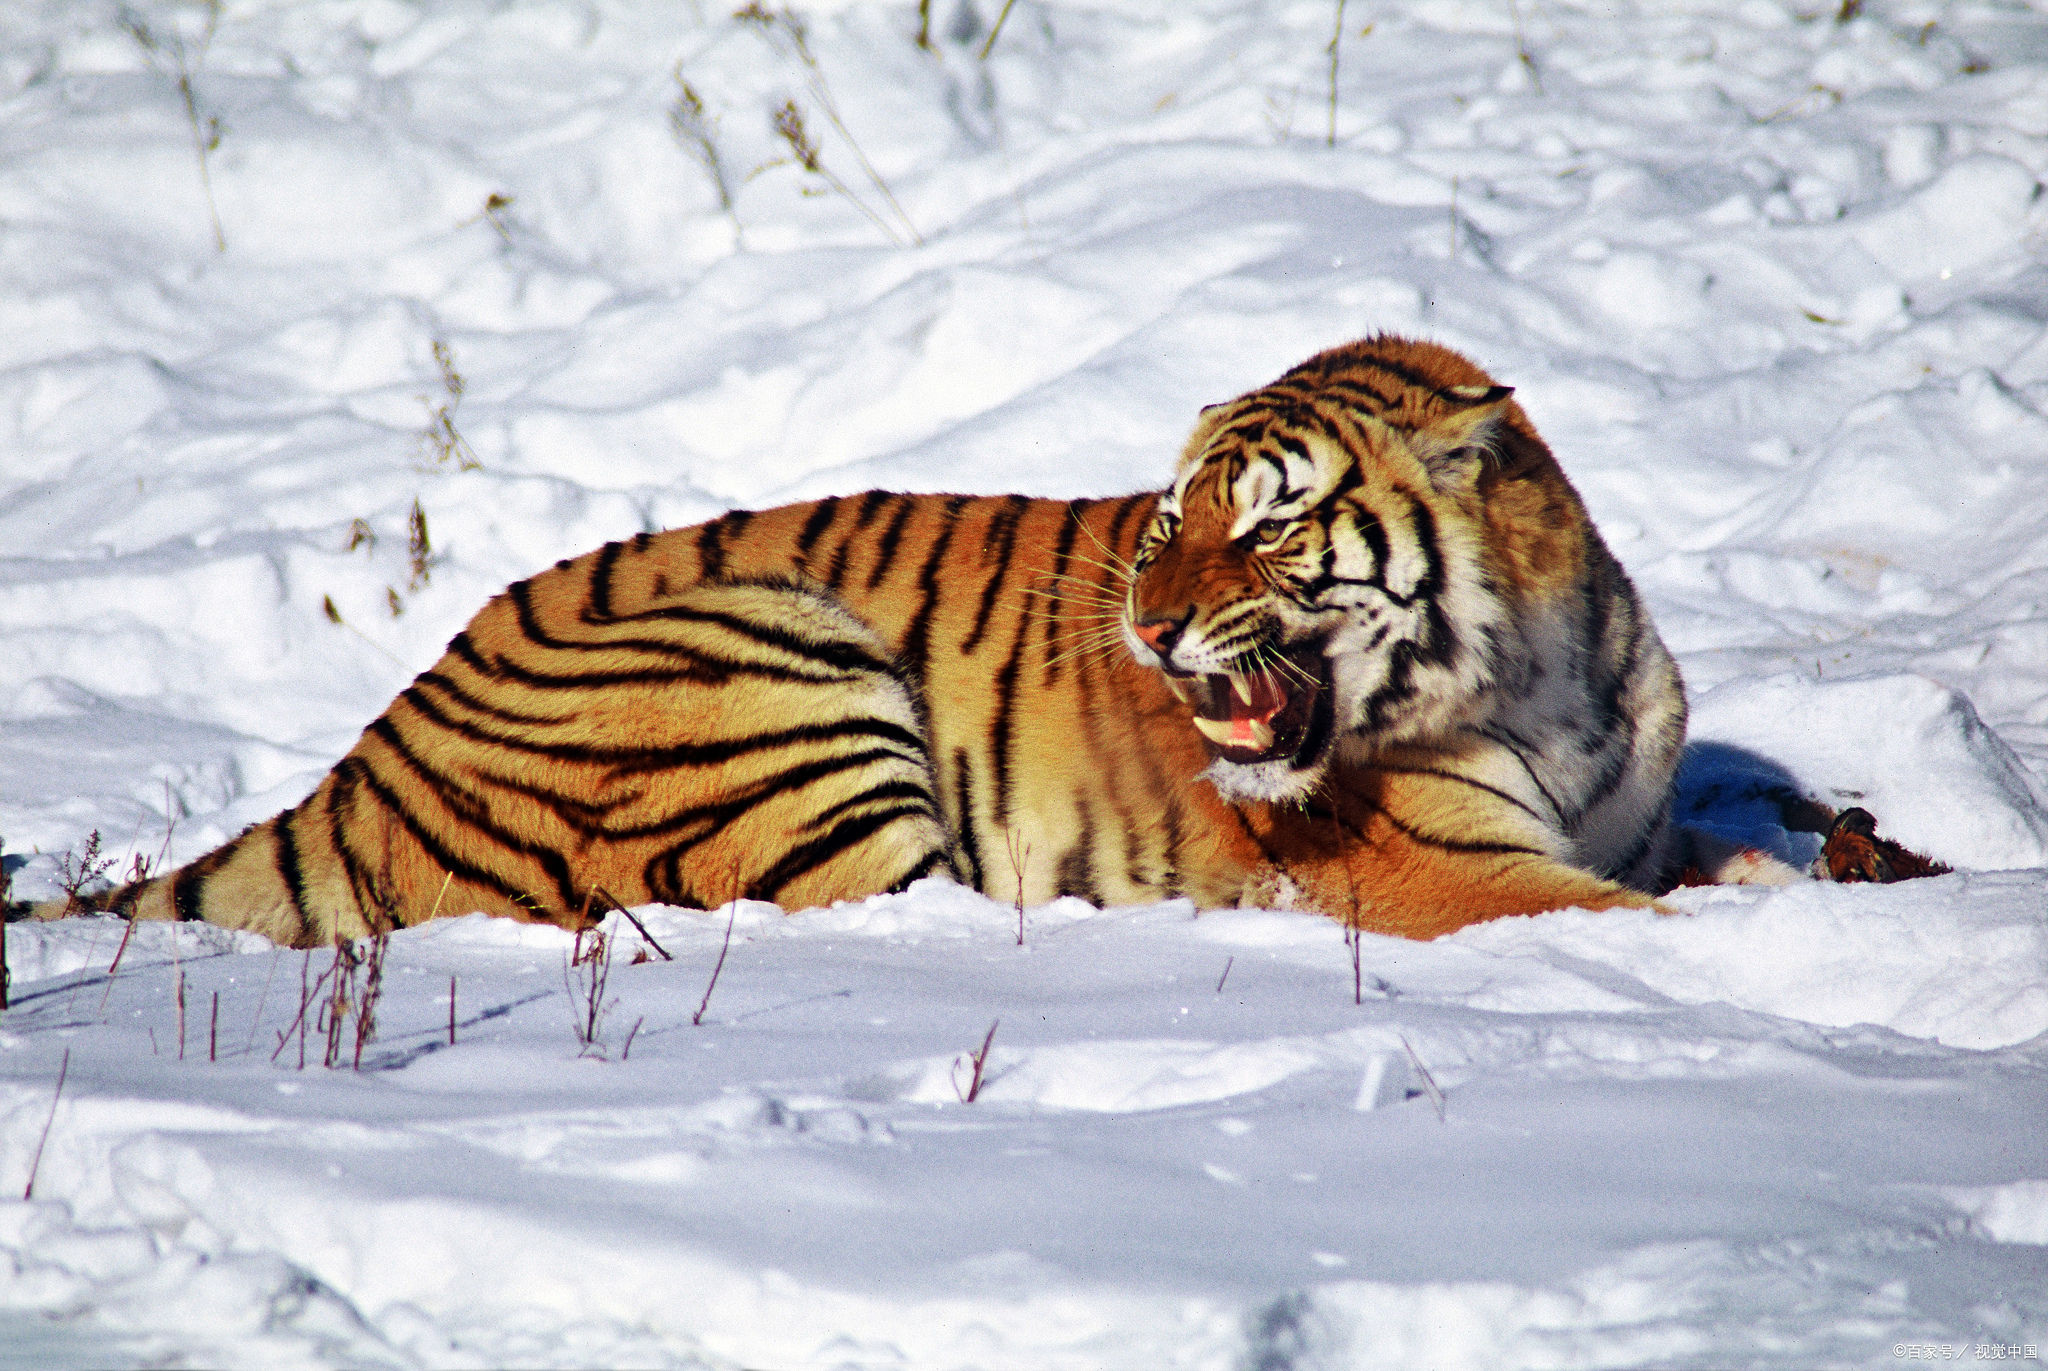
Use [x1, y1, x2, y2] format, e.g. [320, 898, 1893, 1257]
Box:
[694, 902, 736, 1027]
[739, 5, 921, 245]
[123, 4, 226, 251]
[954, 1019, 999, 1103]
[22, 1048, 70, 1200]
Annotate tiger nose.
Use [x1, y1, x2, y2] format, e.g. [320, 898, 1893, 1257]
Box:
[1132, 613, 1189, 656]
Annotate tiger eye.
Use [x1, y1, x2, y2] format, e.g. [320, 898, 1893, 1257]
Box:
[1254, 519, 1290, 544]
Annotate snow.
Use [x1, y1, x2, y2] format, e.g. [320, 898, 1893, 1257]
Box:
[2, 0, 2047, 1365]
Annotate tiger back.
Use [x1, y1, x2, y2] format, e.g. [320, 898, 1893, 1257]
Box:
[61, 334, 1686, 944]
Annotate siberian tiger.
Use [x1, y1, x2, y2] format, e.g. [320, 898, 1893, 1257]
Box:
[61, 335, 1687, 944]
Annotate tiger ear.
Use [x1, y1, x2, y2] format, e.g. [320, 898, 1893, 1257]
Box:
[1410, 385, 1513, 492]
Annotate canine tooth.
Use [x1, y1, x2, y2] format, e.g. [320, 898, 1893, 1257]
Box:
[1164, 676, 1194, 703]
[1229, 671, 1256, 706]
[1193, 716, 1238, 745]
[1244, 718, 1275, 751]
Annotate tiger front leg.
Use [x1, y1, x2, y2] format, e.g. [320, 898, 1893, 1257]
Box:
[1255, 763, 1662, 940]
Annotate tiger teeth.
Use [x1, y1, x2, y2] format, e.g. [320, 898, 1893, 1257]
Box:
[1164, 676, 1195, 703]
[1228, 671, 1256, 705]
[1193, 716, 1275, 751]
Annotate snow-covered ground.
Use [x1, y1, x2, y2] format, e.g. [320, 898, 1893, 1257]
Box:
[3, 0, 2047, 1365]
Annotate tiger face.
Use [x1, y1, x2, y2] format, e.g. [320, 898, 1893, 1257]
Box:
[1126, 357, 1520, 803]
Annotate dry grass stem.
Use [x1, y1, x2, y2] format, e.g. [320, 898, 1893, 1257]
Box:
[953, 1019, 999, 1103]
[22, 1048, 69, 1200]
[739, 4, 921, 245]
[565, 923, 616, 1054]
[1326, 0, 1347, 146]
[1216, 955, 1234, 993]
[1400, 1034, 1446, 1121]
[693, 899, 737, 1026]
[419, 340, 480, 472]
[978, 0, 1019, 60]
[670, 68, 743, 245]
[1005, 830, 1031, 946]
[596, 886, 673, 961]
[406, 499, 439, 592]
[242, 947, 281, 1051]
[123, 3, 226, 251]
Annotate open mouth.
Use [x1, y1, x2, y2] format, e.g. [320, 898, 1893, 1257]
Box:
[1158, 643, 1330, 765]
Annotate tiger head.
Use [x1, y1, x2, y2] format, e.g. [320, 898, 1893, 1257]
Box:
[1126, 336, 1561, 803]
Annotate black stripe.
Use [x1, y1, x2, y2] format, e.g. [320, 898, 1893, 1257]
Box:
[793, 497, 843, 573]
[1054, 799, 1100, 903]
[866, 496, 918, 590]
[587, 540, 625, 622]
[1473, 724, 1566, 825]
[889, 848, 954, 890]
[1378, 807, 1545, 858]
[448, 631, 498, 678]
[805, 777, 940, 833]
[597, 601, 892, 676]
[827, 490, 895, 590]
[352, 734, 582, 911]
[274, 814, 314, 928]
[755, 804, 938, 902]
[1160, 799, 1185, 900]
[591, 747, 930, 843]
[987, 592, 1032, 829]
[1375, 766, 1548, 825]
[172, 862, 206, 922]
[899, 497, 972, 687]
[1104, 491, 1152, 555]
[327, 761, 384, 919]
[1040, 500, 1090, 686]
[476, 649, 847, 693]
[409, 674, 579, 728]
[960, 495, 1030, 656]
[698, 509, 753, 580]
[952, 745, 984, 892]
[397, 681, 926, 770]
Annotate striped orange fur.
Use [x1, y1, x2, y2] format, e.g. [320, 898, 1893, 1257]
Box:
[63, 335, 1685, 944]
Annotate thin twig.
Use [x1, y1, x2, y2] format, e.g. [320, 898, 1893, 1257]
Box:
[242, 947, 281, 1052]
[1326, 0, 1348, 147]
[22, 1048, 70, 1200]
[693, 903, 736, 1026]
[954, 1019, 999, 1103]
[448, 975, 457, 1046]
[596, 886, 672, 961]
[425, 869, 454, 923]
[1006, 831, 1030, 947]
[1508, 0, 1543, 94]
[209, 990, 218, 1062]
[1216, 955, 1234, 993]
[1399, 1035, 1446, 1121]
[979, 0, 1019, 60]
[623, 1016, 645, 1060]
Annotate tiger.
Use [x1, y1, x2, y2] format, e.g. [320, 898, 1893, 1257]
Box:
[54, 334, 1690, 945]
